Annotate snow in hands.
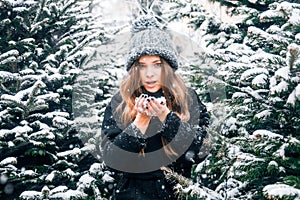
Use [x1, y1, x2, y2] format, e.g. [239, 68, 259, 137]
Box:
[135, 94, 166, 116]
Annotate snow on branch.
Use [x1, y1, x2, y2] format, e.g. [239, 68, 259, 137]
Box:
[254, 109, 272, 120]
[240, 68, 269, 82]
[250, 130, 284, 140]
[287, 10, 300, 27]
[206, 49, 237, 64]
[296, 33, 300, 42]
[28, 129, 55, 141]
[20, 188, 88, 200]
[286, 43, 300, 70]
[286, 84, 300, 106]
[259, 9, 285, 23]
[161, 166, 221, 199]
[0, 157, 17, 166]
[275, 66, 290, 80]
[19, 191, 42, 200]
[30, 18, 50, 34]
[32, 0, 46, 23]
[240, 87, 268, 101]
[263, 183, 300, 199]
[233, 153, 265, 168]
[270, 80, 288, 95]
[26, 80, 46, 106]
[60, 0, 78, 15]
[252, 73, 268, 87]
[0, 49, 19, 65]
[67, 32, 101, 59]
[227, 43, 255, 57]
[0, 94, 26, 110]
[0, 80, 47, 118]
[0, 49, 19, 61]
[247, 26, 291, 48]
[56, 147, 81, 158]
[77, 174, 96, 189]
[215, 178, 247, 200]
[249, 50, 286, 65]
[0, 71, 20, 84]
[51, 189, 88, 199]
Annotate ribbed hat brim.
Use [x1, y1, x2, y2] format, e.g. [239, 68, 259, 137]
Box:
[126, 28, 178, 71]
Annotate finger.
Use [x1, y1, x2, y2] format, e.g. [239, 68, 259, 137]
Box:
[151, 98, 164, 109]
[157, 96, 166, 105]
[137, 107, 145, 113]
[136, 94, 151, 114]
[134, 94, 145, 109]
[148, 99, 166, 115]
[139, 96, 149, 110]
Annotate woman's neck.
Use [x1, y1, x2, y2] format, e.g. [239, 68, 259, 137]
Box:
[141, 86, 164, 97]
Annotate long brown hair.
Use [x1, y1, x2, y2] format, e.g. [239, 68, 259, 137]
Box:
[116, 58, 190, 156]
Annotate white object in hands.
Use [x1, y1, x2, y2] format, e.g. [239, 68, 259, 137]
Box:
[156, 96, 166, 104]
[135, 94, 166, 116]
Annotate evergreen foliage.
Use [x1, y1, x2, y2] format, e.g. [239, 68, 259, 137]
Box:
[171, 0, 300, 199]
[0, 0, 117, 199]
[1, 0, 299, 199]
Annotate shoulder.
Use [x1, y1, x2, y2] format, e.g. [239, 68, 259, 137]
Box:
[111, 90, 122, 101]
[103, 91, 123, 116]
[186, 87, 200, 103]
[186, 87, 197, 96]
[103, 91, 125, 125]
[185, 87, 210, 125]
[110, 90, 123, 107]
[186, 87, 207, 111]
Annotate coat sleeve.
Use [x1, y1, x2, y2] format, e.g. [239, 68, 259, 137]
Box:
[160, 88, 210, 165]
[101, 101, 146, 153]
[100, 92, 149, 172]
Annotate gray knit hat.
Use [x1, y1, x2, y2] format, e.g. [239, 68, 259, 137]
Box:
[126, 15, 179, 71]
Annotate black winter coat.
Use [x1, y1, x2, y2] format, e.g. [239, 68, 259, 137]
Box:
[101, 88, 209, 200]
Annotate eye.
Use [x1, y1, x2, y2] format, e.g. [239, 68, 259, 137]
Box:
[137, 65, 146, 69]
[154, 63, 163, 68]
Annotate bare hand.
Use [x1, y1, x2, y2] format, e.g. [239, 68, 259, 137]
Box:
[147, 97, 170, 122]
[133, 94, 151, 133]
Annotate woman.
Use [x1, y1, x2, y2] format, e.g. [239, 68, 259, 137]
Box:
[101, 15, 210, 200]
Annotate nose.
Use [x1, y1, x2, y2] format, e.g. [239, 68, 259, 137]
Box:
[145, 66, 154, 77]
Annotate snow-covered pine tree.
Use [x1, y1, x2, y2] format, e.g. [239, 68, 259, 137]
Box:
[163, 0, 220, 102]
[158, 1, 228, 199]
[168, 0, 300, 199]
[171, 0, 300, 199]
[0, 0, 115, 199]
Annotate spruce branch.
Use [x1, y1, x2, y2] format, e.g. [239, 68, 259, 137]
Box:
[33, 0, 46, 24]
[0, 83, 11, 93]
[134, 0, 168, 28]
[0, 49, 19, 62]
[58, 61, 69, 74]
[61, 0, 77, 16]
[135, 0, 154, 15]
[161, 167, 221, 199]
[286, 43, 300, 70]
[30, 18, 50, 35]
[0, 71, 20, 94]
[67, 33, 99, 58]
[0, 80, 48, 118]
[160, 166, 192, 187]
[0, 94, 26, 111]
[91, 181, 103, 200]
[25, 80, 45, 108]
[247, 26, 292, 49]
[209, 76, 270, 105]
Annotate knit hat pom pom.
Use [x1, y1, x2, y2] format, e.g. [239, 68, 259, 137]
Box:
[131, 15, 160, 33]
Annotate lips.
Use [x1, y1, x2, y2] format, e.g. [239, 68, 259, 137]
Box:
[145, 81, 157, 86]
[144, 81, 160, 92]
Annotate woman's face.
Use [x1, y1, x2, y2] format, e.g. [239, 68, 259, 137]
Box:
[137, 55, 163, 93]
